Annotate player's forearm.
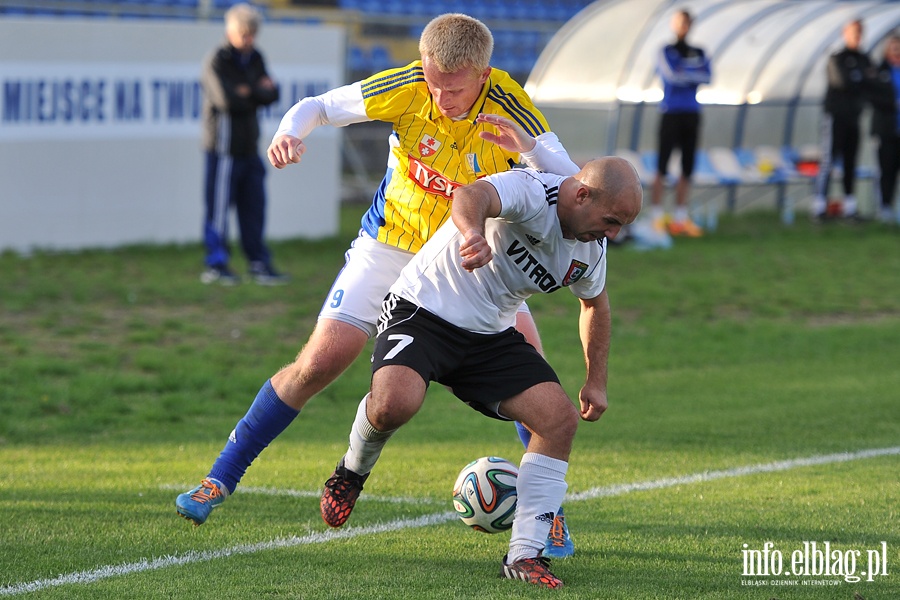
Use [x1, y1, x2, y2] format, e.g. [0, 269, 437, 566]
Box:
[273, 96, 331, 140]
[451, 182, 497, 237]
[519, 132, 580, 176]
[579, 292, 611, 392]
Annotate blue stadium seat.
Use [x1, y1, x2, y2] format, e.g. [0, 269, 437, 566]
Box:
[358, 0, 382, 13]
[482, 0, 505, 20]
[370, 45, 394, 71]
[406, 0, 429, 16]
[348, 46, 370, 73]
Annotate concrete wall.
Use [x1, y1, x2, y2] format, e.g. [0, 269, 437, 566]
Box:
[0, 17, 344, 253]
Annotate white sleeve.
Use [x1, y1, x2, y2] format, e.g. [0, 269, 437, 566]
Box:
[490, 169, 547, 223]
[273, 82, 370, 140]
[518, 131, 580, 176]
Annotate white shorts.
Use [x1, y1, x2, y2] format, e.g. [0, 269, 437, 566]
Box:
[320, 230, 533, 338]
[319, 231, 415, 338]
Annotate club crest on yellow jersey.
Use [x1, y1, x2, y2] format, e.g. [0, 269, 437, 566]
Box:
[466, 153, 483, 177]
[419, 134, 441, 157]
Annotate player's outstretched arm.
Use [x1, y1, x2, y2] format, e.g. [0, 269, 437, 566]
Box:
[266, 82, 371, 169]
[267, 135, 306, 169]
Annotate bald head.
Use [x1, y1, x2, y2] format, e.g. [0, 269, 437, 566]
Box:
[558, 156, 643, 242]
[578, 157, 642, 206]
[577, 156, 643, 224]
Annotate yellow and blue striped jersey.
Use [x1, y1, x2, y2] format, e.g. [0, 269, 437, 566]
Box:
[358, 60, 550, 253]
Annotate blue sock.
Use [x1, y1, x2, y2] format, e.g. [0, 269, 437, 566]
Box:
[515, 421, 532, 449]
[208, 380, 299, 494]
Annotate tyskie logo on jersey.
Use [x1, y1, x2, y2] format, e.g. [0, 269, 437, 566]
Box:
[419, 134, 441, 157]
[408, 156, 462, 199]
[562, 260, 589, 286]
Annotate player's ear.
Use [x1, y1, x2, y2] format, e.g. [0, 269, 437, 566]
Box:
[576, 186, 591, 206]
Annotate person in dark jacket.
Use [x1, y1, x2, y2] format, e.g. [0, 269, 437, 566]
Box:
[649, 9, 711, 238]
[813, 19, 876, 221]
[200, 3, 286, 285]
[870, 34, 900, 223]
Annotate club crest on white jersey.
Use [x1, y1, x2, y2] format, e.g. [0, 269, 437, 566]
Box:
[562, 260, 589, 286]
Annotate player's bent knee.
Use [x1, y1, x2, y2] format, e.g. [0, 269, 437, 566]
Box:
[524, 397, 578, 444]
[294, 324, 368, 381]
[552, 403, 580, 441]
[366, 391, 422, 431]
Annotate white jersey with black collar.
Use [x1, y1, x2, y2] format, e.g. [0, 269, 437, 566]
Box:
[389, 168, 608, 334]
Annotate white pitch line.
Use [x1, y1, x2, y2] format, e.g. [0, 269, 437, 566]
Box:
[0, 513, 458, 597]
[567, 446, 900, 502]
[2, 446, 897, 597]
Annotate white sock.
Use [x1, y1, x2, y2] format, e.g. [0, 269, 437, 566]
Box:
[507, 452, 568, 563]
[843, 195, 857, 216]
[812, 195, 827, 215]
[649, 204, 665, 221]
[343, 394, 396, 476]
[673, 206, 689, 223]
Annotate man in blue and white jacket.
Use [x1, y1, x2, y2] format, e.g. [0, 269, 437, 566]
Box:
[650, 9, 712, 238]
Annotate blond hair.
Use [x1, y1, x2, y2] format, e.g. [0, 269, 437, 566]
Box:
[418, 13, 493, 72]
[225, 3, 262, 35]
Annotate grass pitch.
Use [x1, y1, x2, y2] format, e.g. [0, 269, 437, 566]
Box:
[1, 208, 898, 599]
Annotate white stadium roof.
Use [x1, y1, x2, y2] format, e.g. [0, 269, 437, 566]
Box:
[525, 0, 900, 153]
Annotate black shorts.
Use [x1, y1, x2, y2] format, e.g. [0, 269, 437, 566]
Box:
[372, 294, 560, 421]
[657, 112, 701, 177]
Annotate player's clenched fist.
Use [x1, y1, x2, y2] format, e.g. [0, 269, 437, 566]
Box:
[267, 135, 306, 169]
[458, 229, 493, 272]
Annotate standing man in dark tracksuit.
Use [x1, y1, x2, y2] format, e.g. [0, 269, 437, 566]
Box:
[650, 9, 711, 238]
[813, 19, 875, 221]
[201, 2, 287, 285]
[870, 34, 900, 223]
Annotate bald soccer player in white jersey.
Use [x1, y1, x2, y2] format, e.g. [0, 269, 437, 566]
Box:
[323, 157, 642, 589]
[176, 12, 582, 556]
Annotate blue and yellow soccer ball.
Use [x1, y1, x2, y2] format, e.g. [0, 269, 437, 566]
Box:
[452, 456, 518, 533]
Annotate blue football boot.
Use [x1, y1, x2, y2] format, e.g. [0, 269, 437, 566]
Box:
[176, 478, 228, 525]
[542, 506, 575, 558]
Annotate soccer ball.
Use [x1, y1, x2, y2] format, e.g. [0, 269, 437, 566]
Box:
[452, 456, 518, 533]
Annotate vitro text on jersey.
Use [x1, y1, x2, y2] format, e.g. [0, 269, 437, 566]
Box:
[506, 239, 562, 293]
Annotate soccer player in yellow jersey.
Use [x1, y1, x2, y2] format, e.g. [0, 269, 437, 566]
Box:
[177, 13, 585, 559]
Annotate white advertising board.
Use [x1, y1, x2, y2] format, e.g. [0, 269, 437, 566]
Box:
[0, 17, 344, 253]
